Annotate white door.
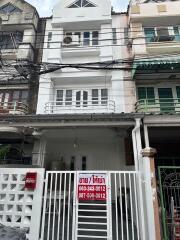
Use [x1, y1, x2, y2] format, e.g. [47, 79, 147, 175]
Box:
[75, 90, 88, 108]
[70, 155, 87, 170]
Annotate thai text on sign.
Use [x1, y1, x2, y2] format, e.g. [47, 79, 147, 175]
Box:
[78, 173, 107, 201]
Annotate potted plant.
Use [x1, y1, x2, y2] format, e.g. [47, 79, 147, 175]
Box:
[0, 145, 11, 164]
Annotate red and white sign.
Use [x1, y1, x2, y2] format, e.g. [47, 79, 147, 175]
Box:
[25, 172, 37, 190]
[78, 173, 107, 201]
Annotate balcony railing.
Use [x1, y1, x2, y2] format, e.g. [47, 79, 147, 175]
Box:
[0, 102, 28, 115]
[135, 98, 180, 113]
[45, 100, 115, 114]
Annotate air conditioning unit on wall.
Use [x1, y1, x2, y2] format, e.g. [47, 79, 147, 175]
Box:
[62, 35, 80, 46]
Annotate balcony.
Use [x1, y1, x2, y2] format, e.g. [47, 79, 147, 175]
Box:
[44, 100, 115, 114]
[0, 102, 28, 115]
[135, 98, 180, 113]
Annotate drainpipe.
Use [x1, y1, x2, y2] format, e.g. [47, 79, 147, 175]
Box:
[132, 118, 142, 172]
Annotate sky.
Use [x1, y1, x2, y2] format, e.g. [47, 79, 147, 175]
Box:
[26, 0, 129, 17]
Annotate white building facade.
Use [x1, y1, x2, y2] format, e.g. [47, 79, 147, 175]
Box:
[37, 0, 125, 115]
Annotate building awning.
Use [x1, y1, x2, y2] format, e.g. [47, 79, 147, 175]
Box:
[132, 57, 180, 79]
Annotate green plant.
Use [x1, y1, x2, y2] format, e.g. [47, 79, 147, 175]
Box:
[0, 145, 11, 160]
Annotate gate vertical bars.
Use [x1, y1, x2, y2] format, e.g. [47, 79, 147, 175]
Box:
[40, 171, 144, 240]
[158, 166, 180, 240]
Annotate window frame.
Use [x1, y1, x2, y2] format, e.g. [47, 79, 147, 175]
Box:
[64, 30, 99, 46]
[144, 26, 180, 43]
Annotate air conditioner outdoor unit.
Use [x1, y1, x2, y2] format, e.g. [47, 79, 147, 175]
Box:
[62, 35, 79, 46]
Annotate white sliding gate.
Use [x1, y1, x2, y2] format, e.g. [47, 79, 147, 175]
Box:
[40, 171, 145, 240]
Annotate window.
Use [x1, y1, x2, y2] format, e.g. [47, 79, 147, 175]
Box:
[0, 32, 23, 49]
[92, 89, 98, 105]
[173, 27, 180, 41]
[83, 32, 90, 46]
[12, 91, 20, 103]
[112, 28, 117, 44]
[68, 0, 96, 8]
[92, 31, 99, 45]
[65, 90, 72, 105]
[0, 3, 22, 14]
[144, 26, 179, 43]
[101, 89, 108, 105]
[56, 90, 63, 105]
[64, 31, 99, 46]
[0, 90, 28, 106]
[21, 91, 28, 104]
[137, 87, 155, 104]
[144, 28, 155, 43]
[47, 32, 52, 48]
[124, 28, 129, 45]
[176, 87, 180, 102]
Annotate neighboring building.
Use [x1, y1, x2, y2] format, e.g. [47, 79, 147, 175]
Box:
[129, 0, 180, 239]
[0, 0, 46, 165]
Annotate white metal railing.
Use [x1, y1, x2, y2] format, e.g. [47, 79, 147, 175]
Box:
[44, 100, 115, 114]
[0, 101, 28, 115]
[40, 171, 146, 240]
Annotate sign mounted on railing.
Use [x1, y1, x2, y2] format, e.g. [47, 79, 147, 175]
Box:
[78, 173, 107, 201]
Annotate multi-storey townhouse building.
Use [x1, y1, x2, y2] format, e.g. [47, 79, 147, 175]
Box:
[0, 1, 159, 239]
[129, 0, 180, 238]
[36, 0, 136, 172]
[0, 0, 46, 165]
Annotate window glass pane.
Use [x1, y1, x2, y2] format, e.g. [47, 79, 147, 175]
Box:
[112, 28, 117, 44]
[83, 91, 88, 106]
[138, 87, 146, 99]
[76, 91, 81, 107]
[144, 28, 155, 43]
[83, 32, 90, 46]
[138, 87, 155, 104]
[147, 88, 155, 99]
[56, 90, 63, 105]
[65, 90, 72, 105]
[15, 32, 23, 44]
[21, 91, 28, 99]
[12, 91, 20, 101]
[75, 0, 81, 7]
[101, 89, 108, 105]
[92, 31, 99, 45]
[92, 89, 98, 105]
[124, 28, 129, 45]
[0, 93, 3, 103]
[176, 87, 180, 102]
[48, 32, 52, 41]
[174, 27, 180, 41]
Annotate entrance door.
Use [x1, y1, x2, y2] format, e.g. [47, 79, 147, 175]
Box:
[158, 88, 174, 112]
[70, 155, 87, 170]
[76, 90, 88, 108]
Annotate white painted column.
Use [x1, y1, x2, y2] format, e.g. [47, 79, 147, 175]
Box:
[47, 27, 63, 63]
[36, 76, 54, 114]
[111, 74, 125, 113]
[100, 23, 113, 62]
